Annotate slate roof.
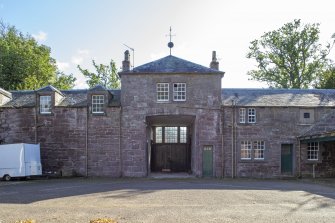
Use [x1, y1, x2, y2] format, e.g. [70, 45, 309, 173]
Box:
[299, 112, 335, 139]
[1, 89, 121, 108]
[124, 55, 224, 74]
[222, 88, 335, 107]
[37, 85, 64, 96]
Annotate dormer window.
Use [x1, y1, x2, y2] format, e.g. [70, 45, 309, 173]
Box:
[40, 95, 52, 114]
[173, 83, 186, 101]
[92, 95, 104, 113]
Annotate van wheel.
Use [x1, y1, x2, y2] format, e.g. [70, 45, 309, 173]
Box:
[3, 174, 11, 181]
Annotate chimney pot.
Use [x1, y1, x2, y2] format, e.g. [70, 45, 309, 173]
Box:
[210, 51, 219, 70]
[122, 50, 131, 71]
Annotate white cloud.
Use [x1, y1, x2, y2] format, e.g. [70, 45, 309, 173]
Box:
[56, 61, 70, 71]
[32, 31, 47, 42]
[71, 49, 90, 65]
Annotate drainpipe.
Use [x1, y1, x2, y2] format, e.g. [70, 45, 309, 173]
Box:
[231, 100, 235, 178]
[221, 106, 224, 178]
[85, 104, 89, 177]
[119, 107, 122, 177]
[34, 91, 38, 144]
[298, 138, 301, 178]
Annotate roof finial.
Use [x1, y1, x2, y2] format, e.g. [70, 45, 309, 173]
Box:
[167, 26, 175, 55]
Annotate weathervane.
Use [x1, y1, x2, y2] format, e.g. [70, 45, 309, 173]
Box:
[166, 26, 175, 55]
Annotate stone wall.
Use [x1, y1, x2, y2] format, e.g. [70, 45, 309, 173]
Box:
[0, 106, 121, 177]
[222, 105, 334, 178]
[121, 73, 223, 177]
[0, 108, 35, 145]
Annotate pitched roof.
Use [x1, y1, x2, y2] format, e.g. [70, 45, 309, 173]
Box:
[222, 88, 335, 107]
[0, 87, 12, 99]
[37, 85, 64, 96]
[124, 55, 224, 74]
[89, 85, 108, 91]
[299, 112, 335, 140]
[1, 89, 121, 108]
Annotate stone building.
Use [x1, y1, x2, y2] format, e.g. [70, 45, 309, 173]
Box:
[0, 51, 334, 178]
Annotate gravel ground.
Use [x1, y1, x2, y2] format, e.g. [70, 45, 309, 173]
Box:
[0, 177, 335, 223]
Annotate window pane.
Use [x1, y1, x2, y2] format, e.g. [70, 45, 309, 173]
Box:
[253, 141, 265, 159]
[173, 83, 186, 101]
[241, 141, 251, 159]
[92, 95, 104, 113]
[40, 96, 51, 114]
[165, 127, 178, 143]
[307, 142, 319, 160]
[304, 112, 310, 119]
[248, 108, 256, 123]
[180, 127, 187, 143]
[239, 108, 245, 123]
[157, 83, 169, 101]
[155, 127, 162, 143]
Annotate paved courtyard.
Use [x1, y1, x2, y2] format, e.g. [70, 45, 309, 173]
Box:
[0, 178, 335, 223]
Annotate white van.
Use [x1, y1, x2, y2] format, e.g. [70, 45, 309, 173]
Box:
[0, 143, 42, 181]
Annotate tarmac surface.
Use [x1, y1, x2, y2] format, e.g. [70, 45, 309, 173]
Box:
[0, 177, 335, 223]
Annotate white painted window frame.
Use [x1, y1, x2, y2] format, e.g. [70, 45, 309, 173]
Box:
[241, 141, 252, 160]
[253, 141, 265, 160]
[157, 83, 169, 102]
[239, 108, 246, 123]
[40, 95, 52, 114]
[92, 95, 105, 114]
[173, 83, 186, 101]
[307, 142, 319, 161]
[248, 108, 256, 123]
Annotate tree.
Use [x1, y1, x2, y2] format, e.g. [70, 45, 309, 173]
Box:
[316, 66, 335, 89]
[53, 71, 77, 90]
[77, 60, 120, 89]
[247, 19, 334, 89]
[0, 21, 75, 90]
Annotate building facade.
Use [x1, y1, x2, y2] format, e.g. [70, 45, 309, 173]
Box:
[0, 51, 334, 178]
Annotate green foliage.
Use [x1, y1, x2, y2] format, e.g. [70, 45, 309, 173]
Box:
[316, 66, 335, 89]
[0, 21, 59, 90]
[78, 60, 120, 89]
[0, 21, 76, 90]
[53, 71, 76, 90]
[247, 19, 334, 89]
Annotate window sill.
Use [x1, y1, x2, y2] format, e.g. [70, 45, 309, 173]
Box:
[306, 160, 321, 164]
[92, 112, 105, 116]
[239, 159, 266, 163]
[39, 112, 53, 116]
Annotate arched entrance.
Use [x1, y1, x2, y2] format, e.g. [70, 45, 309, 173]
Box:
[146, 115, 195, 174]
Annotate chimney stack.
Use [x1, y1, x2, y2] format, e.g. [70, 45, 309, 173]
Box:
[122, 50, 131, 71]
[210, 51, 219, 70]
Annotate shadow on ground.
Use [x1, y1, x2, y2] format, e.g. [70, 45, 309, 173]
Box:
[0, 177, 334, 206]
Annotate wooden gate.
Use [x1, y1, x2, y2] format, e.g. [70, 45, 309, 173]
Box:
[151, 144, 190, 172]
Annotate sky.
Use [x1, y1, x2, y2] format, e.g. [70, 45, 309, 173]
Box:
[0, 0, 334, 89]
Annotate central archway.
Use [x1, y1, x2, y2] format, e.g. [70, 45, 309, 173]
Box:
[146, 115, 195, 174]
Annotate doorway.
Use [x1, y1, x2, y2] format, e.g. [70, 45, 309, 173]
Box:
[202, 145, 213, 177]
[281, 144, 293, 174]
[151, 126, 191, 173]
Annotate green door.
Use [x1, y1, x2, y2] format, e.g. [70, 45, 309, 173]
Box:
[203, 145, 213, 177]
[281, 144, 293, 174]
